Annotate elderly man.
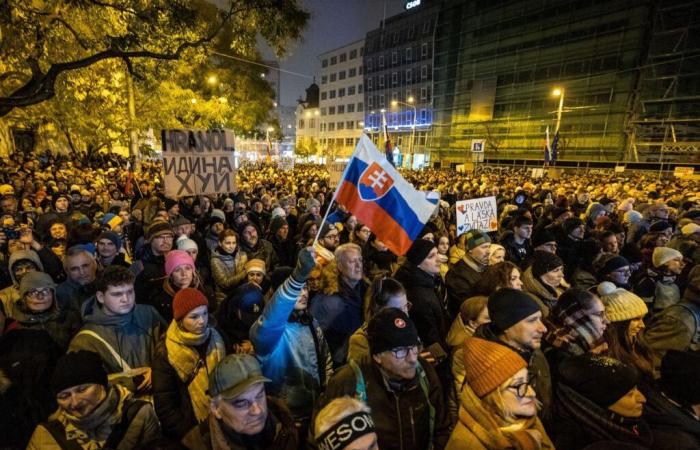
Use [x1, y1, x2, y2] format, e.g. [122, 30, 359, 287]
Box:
[310, 243, 368, 367]
[445, 229, 491, 318]
[56, 246, 98, 313]
[131, 221, 174, 301]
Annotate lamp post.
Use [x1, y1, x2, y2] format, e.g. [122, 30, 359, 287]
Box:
[391, 97, 416, 168]
[552, 88, 565, 134]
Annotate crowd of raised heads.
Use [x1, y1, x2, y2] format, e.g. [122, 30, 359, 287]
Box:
[1, 148, 700, 450]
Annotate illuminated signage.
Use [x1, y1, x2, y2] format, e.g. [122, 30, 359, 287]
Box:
[405, 0, 421, 10]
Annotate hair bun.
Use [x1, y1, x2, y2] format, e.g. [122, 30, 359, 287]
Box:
[597, 281, 617, 296]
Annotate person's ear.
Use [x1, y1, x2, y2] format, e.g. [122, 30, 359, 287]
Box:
[372, 353, 383, 366]
[96, 291, 105, 306]
[210, 401, 222, 419]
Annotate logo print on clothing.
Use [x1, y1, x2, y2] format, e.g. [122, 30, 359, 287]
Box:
[358, 162, 394, 201]
[394, 318, 406, 328]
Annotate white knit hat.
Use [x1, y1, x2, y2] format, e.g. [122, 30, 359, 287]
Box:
[652, 247, 683, 268]
[597, 282, 648, 322]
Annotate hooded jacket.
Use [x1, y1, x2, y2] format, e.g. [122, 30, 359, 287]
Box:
[68, 296, 165, 374]
[521, 266, 569, 318]
[210, 246, 247, 304]
[8, 296, 81, 351]
[0, 249, 44, 314]
[250, 274, 332, 420]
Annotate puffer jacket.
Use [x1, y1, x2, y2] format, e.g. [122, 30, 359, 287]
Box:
[0, 249, 44, 314]
[27, 385, 161, 450]
[210, 247, 247, 305]
[521, 266, 569, 318]
[69, 296, 166, 374]
[250, 274, 332, 420]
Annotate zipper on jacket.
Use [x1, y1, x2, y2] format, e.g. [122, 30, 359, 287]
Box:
[409, 406, 416, 446]
[395, 394, 404, 450]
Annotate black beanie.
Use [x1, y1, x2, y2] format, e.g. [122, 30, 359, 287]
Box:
[531, 250, 564, 279]
[488, 288, 542, 332]
[406, 238, 435, 265]
[660, 350, 700, 406]
[559, 354, 638, 408]
[649, 220, 671, 233]
[269, 216, 288, 236]
[563, 217, 584, 235]
[367, 308, 419, 355]
[51, 351, 108, 395]
[532, 228, 557, 248]
[598, 255, 630, 277]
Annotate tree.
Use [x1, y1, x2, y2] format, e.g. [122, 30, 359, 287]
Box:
[0, 0, 308, 117]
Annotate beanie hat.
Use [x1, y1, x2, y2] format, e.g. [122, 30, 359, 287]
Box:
[563, 217, 584, 235]
[559, 354, 638, 408]
[488, 288, 542, 332]
[463, 337, 527, 397]
[681, 223, 700, 236]
[164, 198, 178, 211]
[145, 221, 173, 242]
[586, 202, 606, 221]
[96, 231, 122, 251]
[101, 213, 123, 230]
[660, 350, 700, 406]
[652, 247, 683, 268]
[211, 209, 226, 223]
[177, 238, 198, 252]
[531, 250, 564, 279]
[406, 238, 436, 266]
[597, 282, 648, 322]
[366, 308, 420, 355]
[245, 258, 266, 274]
[649, 220, 672, 233]
[19, 271, 56, 297]
[464, 229, 491, 250]
[172, 288, 209, 321]
[165, 250, 195, 277]
[269, 216, 288, 236]
[51, 351, 108, 395]
[173, 215, 192, 227]
[551, 207, 570, 220]
[271, 207, 286, 219]
[624, 210, 643, 225]
[51, 193, 70, 210]
[597, 255, 630, 277]
[532, 228, 557, 249]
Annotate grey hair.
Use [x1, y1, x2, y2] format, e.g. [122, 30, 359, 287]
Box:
[335, 243, 362, 264]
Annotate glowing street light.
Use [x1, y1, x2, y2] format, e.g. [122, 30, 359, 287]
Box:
[551, 87, 565, 133]
[207, 75, 218, 85]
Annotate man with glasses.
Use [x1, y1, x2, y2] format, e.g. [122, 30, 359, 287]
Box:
[131, 220, 174, 301]
[316, 308, 450, 450]
[189, 354, 298, 449]
[313, 222, 340, 267]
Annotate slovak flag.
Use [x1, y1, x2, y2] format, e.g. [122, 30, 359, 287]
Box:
[333, 135, 437, 255]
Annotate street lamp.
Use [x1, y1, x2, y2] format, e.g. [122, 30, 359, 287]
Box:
[207, 75, 218, 85]
[391, 97, 417, 168]
[552, 88, 565, 133]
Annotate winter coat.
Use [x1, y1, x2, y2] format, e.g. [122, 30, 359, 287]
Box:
[445, 257, 485, 318]
[69, 296, 166, 374]
[309, 275, 367, 368]
[0, 249, 45, 314]
[27, 385, 161, 450]
[7, 299, 81, 351]
[633, 268, 681, 312]
[500, 231, 532, 269]
[269, 234, 296, 268]
[395, 261, 450, 351]
[640, 381, 700, 450]
[521, 266, 568, 318]
[570, 267, 597, 291]
[446, 382, 554, 450]
[239, 237, 278, 271]
[149, 278, 214, 323]
[152, 324, 226, 441]
[55, 278, 97, 313]
[210, 247, 247, 305]
[250, 274, 332, 420]
[131, 246, 167, 303]
[315, 355, 451, 450]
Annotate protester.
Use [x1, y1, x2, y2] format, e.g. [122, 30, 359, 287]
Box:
[522, 250, 569, 317]
[150, 249, 211, 322]
[210, 228, 247, 306]
[445, 229, 491, 317]
[313, 397, 378, 450]
[55, 246, 98, 312]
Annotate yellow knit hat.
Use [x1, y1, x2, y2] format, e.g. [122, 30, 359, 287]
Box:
[463, 337, 527, 397]
[597, 282, 648, 322]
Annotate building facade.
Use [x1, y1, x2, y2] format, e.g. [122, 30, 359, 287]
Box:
[318, 40, 366, 159]
[363, 0, 441, 168]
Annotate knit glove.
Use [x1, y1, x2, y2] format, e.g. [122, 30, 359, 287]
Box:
[292, 247, 316, 283]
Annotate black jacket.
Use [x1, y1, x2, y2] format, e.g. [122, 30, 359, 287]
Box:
[444, 258, 482, 318]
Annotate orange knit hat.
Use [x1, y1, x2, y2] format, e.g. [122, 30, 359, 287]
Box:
[463, 337, 527, 397]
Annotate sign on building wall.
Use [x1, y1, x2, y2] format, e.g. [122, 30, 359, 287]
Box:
[160, 129, 236, 198]
[455, 196, 498, 236]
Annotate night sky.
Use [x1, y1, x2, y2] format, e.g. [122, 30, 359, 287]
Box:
[259, 0, 407, 106]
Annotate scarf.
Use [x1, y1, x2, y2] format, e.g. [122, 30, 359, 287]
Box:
[556, 383, 653, 447]
[166, 322, 226, 422]
[457, 383, 551, 450]
[53, 385, 125, 449]
[543, 301, 603, 356]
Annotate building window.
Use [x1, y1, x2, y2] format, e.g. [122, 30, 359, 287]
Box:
[420, 109, 427, 121]
[367, 58, 373, 70]
[339, 88, 346, 97]
[328, 123, 335, 131]
[367, 78, 373, 90]
[330, 73, 337, 82]
[339, 70, 346, 80]
[320, 123, 326, 132]
[406, 89, 412, 100]
[349, 68, 357, 77]
[378, 55, 384, 68]
[406, 69, 412, 82]
[346, 121, 354, 129]
[347, 103, 355, 112]
[298, 119, 304, 129]
[358, 84, 363, 94]
[421, 87, 428, 100]
[309, 118, 316, 128]
[406, 47, 412, 62]
[330, 56, 337, 65]
[338, 105, 345, 114]
[320, 107, 327, 115]
[321, 92, 327, 100]
[350, 49, 358, 59]
[393, 32, 399, 44]
[321, 75, 327, 84]
[345, 138, 354, 146]
[359, 66, 363, 75]
[379, 75, 385, 88]
[379, 94, 385, 107]
[392, 51, 398, 65]
[423, 20, 431, 34]
[421, 65, 428, 80]
[329, 106, 336, 115]
[392, 91, 398, 101]
[329, 90, 336, 99]
[339, 52, 347, 62]
[391, 72, 398, 86]
[408, 25, 415, 38]
[421, 43, 428, 57]
[358, 102, 364, 111]
[348, 86, 356, 95]
[368, 97, 374, 107]
[337, 122, 345, 130]
[322, 59, 328, 68]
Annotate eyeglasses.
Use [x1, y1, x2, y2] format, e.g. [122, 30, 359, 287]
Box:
[155, 234, 174, 241]
[390, 346, 420, 359]
[27, 288, 52, 298]
[325, 233, 340, 240]
[506, 381, 534, 398]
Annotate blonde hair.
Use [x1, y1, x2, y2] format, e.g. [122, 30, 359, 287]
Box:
[315, 396, 371, 437]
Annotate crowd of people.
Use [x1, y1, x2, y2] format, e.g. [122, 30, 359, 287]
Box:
[1, 148, 700, 450]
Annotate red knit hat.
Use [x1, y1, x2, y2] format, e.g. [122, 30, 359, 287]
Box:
[172, 288, 209, 321]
